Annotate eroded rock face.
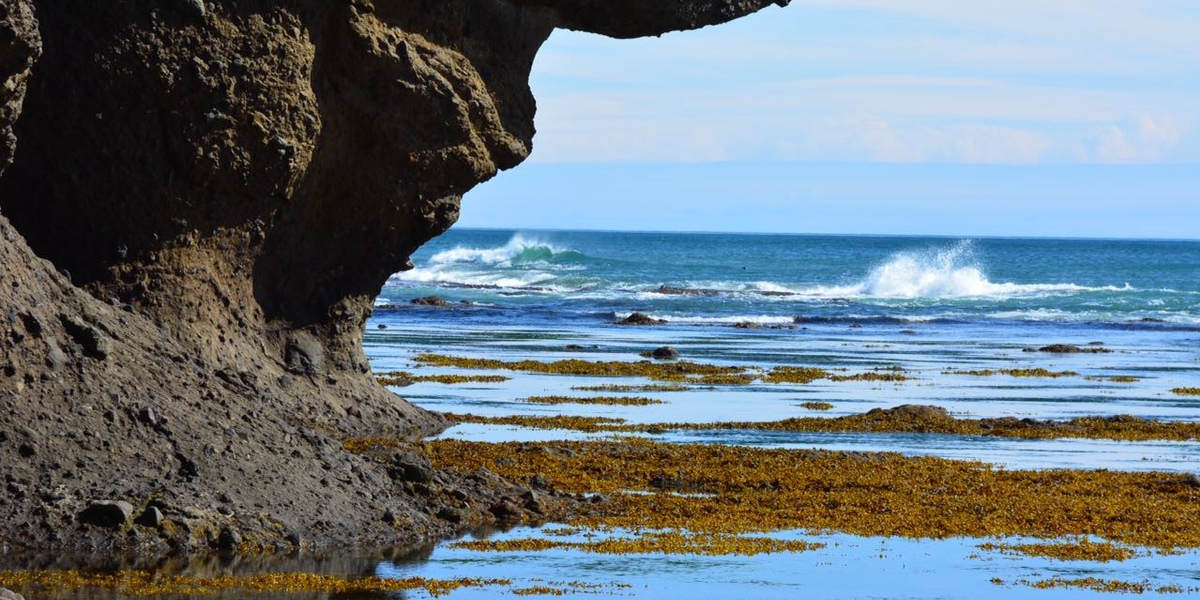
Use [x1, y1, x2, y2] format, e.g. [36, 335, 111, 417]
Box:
[0, 0, 37, 172]
[0, 0, 787, 559]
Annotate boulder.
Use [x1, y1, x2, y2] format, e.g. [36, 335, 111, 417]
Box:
[411, 296, 450, 307]
[617, 312, 666, 325]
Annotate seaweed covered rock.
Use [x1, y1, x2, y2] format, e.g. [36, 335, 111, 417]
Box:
[0, 0, 789, 562]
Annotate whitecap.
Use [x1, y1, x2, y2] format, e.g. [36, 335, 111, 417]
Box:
[427, 233, 571, 267]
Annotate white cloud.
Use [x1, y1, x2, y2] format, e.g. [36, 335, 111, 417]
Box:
[1093, 113, 1192, 163]
[526, 1, 1200, 165]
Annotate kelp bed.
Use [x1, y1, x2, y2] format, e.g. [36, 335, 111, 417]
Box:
[445, 409, 1200, 442]
[424, 438, 1200, 550]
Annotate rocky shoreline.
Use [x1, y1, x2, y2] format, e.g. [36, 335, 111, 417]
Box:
[0, 0, 790, 566]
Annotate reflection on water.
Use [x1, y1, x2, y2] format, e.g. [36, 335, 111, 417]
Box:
[360, 314, 1200, 599]
[376, 525, 1200, 600]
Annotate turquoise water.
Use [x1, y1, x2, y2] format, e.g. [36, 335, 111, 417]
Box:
[378, 229, 1200, 326]
[364, 229, 1200, 599]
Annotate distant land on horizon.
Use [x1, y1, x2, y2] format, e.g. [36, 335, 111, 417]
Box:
[459, 162, 1200, 241]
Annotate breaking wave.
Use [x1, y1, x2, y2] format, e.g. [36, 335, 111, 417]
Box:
[817, 241, 1130, 299]
[426, 234, 583, 267]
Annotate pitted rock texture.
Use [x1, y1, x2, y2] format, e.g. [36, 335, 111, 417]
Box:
[0, 0, 787, 562]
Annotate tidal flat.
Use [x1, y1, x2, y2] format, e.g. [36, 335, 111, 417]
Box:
[8, 232, 1200, 599]
[356, 293, 1200, 599]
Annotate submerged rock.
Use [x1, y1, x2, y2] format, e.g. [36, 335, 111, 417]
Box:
[1029, 344, 1114, 354]
[617, 312, 666, 325]
[649, 346, 680, 360]
[411, 296, 450, 307]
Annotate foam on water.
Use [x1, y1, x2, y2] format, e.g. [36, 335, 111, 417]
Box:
[614, 312, 798, 326]
[809, 240, 1133, 300]
[392, 266, 558, 290]
[427, 233, 578, 266]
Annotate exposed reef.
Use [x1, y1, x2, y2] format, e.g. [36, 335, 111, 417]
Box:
[0, 0, 789, 562]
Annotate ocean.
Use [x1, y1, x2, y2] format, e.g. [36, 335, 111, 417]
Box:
[363, 229, 1200, 599]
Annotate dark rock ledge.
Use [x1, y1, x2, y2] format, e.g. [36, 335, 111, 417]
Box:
[0, 0, 788, 563]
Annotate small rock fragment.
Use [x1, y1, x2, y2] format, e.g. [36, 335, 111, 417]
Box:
[616, 312, 665, 325]
[410, 296, 449, 306]
[135, 506, 165, 528]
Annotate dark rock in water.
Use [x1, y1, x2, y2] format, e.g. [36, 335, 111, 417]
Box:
[653, 284, 720, 296]
[488, 499, 524, 525]
[78, 500, 133, 528]
[649, 346, 680, 360]
[617, 312, 666, 325]
[564, 344, 585, 351]
[217, 525, 242, 552]
[377, 324, 387, 329]
[1034, 344, 1113, 354]
[411, 296, 449, 307]
[863, 405, 953, 432]
[522, 489, 546, 514]
[733, 321, 760, 329]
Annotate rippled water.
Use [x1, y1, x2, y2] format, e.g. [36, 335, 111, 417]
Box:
[354, 229, 1200, 598]
[15, 230, 1200, 599]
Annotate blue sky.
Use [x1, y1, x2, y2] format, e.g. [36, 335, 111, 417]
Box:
[459, 1, 1200, 238]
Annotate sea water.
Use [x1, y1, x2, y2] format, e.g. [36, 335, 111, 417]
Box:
[365, 229, 1200, 599]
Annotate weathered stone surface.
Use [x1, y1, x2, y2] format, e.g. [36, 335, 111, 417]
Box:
[134, 506, 165, 528]
[0, 0, 38, 174]
[0, 587, 25, 600]
[0, 0, 788, 561]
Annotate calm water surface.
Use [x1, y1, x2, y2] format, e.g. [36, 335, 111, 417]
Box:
[358, 230, 1200, 599]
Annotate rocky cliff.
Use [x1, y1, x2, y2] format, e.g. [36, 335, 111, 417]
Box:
[0, 0, 787, 562]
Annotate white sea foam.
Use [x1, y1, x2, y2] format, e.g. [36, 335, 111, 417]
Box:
[391, 266, 558, 290]
[808, 241, 1133, 300]
[614, 312, 796, 326]
[427, 234, 569, 266]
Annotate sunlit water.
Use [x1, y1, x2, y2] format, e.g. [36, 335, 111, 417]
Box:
[354, 230, 1200, 598]
[18, 231, 1200, 598]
